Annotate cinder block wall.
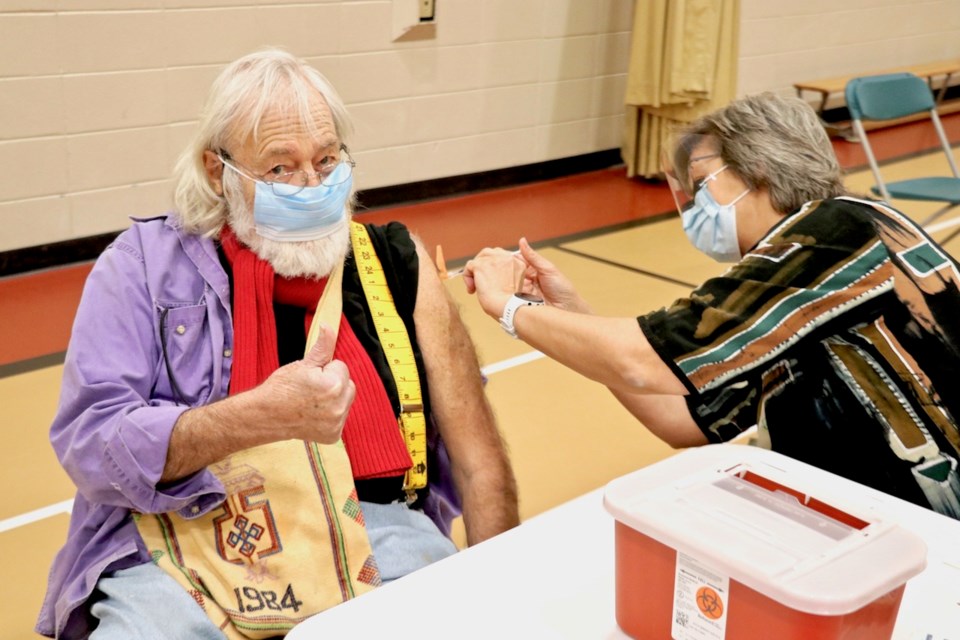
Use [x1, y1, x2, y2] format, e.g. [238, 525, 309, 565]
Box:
[739, 0, 960, 99]
[0, 0, 633, 253]
[2, 0, 959, 254]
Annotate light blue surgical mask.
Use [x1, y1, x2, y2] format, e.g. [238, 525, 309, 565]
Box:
[681, 165, 750, 262]
[220, 156, 354, 243]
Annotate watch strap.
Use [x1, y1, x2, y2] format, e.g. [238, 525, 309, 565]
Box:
[499, 294, 544, 338]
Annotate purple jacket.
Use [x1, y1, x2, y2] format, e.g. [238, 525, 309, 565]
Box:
[37, 216, 460, 638]
[37, 216, 233, 638]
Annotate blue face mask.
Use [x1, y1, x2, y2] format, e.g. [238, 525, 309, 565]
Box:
[681, 166, 750, 263]
[253, 162, 353, 243]
[221, 158, 354, 243]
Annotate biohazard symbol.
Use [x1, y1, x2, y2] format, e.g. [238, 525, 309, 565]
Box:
[696, 586, 724, 620]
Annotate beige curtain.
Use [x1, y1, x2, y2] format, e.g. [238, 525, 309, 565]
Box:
[622, 0, 741, 178]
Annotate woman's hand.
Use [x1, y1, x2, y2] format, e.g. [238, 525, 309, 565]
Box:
[516, 238, 590, 313]
[465, 239, 591, 317]
[463, 247, 524, 319]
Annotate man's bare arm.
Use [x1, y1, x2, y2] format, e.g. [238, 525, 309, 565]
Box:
[411, 237, 520, 545]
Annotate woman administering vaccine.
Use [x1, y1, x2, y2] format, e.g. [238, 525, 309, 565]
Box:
[464, 92, 960, 520]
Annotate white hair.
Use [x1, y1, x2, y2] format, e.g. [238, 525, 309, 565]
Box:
[172, 47, 353, 236]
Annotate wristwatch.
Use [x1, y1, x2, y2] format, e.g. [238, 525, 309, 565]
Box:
[499, 293, 545, 338]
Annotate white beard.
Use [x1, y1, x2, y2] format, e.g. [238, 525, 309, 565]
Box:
[224, 179, 352, 279]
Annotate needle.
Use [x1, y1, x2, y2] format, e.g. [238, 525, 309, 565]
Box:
[444, 250, 522, 279]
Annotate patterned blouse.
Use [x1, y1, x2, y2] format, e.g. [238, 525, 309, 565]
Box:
[640, 197, 960, 519]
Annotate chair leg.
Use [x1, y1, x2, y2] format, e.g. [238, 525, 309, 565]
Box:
[920, 203, 959, 226]
[838, 125, 858, 142]
[940, 224, 960, 246]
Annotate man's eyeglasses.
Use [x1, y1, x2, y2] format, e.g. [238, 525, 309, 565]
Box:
[217, 145, 355, 196]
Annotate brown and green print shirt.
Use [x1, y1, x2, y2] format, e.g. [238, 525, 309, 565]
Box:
[640, 197, 960, 519]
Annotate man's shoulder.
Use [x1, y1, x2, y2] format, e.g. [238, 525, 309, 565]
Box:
[107, 213, 210, 262]
[363, 220, 413, 243]
[130, 214, 170, 224]
[360, 220, 418, 260]
[113, 213, 174, 244]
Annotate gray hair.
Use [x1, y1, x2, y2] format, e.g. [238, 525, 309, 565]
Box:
[673, 93, 846, 214]
[172, 47, 353, 235]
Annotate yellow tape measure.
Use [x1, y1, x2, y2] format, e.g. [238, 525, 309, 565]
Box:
[350, 222, 427, 499]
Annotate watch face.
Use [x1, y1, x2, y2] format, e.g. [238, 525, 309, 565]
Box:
[515, 293, 544, 303]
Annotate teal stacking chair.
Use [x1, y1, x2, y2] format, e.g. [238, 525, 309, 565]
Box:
[845, 72, 960, 227]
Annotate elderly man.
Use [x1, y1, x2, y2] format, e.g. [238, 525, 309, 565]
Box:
[37, 48, 519, 640]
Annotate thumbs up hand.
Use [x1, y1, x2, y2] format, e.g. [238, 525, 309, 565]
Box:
[303, 322, 336, 368]
[256, 323, 355, 444]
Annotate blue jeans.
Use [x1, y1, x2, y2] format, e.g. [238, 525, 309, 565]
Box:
[90, 562, 226, 639]
[359, 500, 459, 583]
[90, 501, 457, 637]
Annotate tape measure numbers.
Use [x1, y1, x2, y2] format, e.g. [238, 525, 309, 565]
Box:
[350, 222, 427, 499]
